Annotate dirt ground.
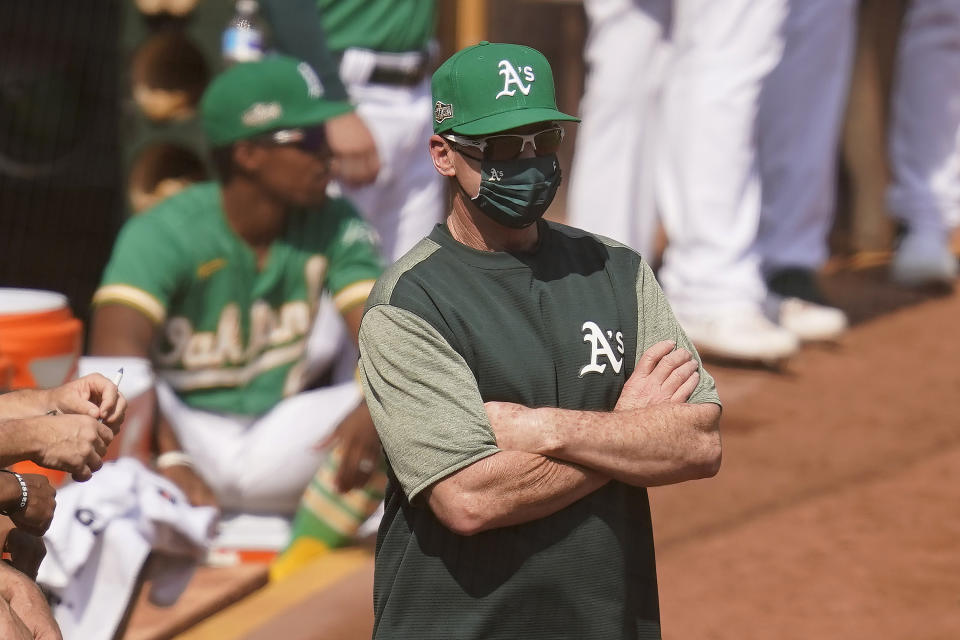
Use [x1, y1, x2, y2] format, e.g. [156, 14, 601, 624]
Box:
[653, 261, 960, 639]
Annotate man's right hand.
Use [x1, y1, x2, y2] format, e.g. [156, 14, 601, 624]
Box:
[158, 464, 218, 508]
[615, 340, 701, 412]
[32, 414, 114, 482]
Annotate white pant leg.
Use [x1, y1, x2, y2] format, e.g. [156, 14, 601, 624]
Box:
[656, 0, 787, 314]
[568, 0, 670, 259]
[157, 380, 361, 515]
[339, 79, 445, 262]
[757, 0, 858, 274]
[887, 0, 960, 233]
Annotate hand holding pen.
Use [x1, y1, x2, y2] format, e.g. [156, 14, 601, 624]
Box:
[44, 369, 127, 433]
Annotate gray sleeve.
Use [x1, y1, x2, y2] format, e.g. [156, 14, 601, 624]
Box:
[359, 304, 500, 501]
[634, 260, 721, 407]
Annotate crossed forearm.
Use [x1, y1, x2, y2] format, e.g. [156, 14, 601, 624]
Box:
[0, 390, 52, 421]
[425, 450, 608, 536]
[491, 402, 722, 487]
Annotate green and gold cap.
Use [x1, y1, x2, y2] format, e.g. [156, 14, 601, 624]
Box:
[200, 55, 353, 146]
[432, 41, 579, 135]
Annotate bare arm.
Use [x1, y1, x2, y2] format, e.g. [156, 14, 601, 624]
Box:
[0, 562, 62, 640]
[493, 402, 720, 487]
[88, 304, 218, 506]
[0, 374, 125, 430]
[424, 451, 608, 536]
[341, 303, 364, 347]
[487, 341, 722, 487]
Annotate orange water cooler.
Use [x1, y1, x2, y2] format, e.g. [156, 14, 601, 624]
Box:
[0, 288, 82, 390]
[0, 288, 84, 484]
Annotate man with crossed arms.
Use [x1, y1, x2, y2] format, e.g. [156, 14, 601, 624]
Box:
[359, 42, 722, 639]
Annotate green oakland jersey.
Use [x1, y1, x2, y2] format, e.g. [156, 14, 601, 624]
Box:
[359, 221, 721, 640]
[94, 182, 383, 416]
[317, 0, 435, 53]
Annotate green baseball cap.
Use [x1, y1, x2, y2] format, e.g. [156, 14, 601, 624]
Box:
[200, 55, 353, 146]
[432, 41, 579, 135]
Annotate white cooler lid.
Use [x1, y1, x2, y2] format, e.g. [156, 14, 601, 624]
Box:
[0, 288, 68, 314]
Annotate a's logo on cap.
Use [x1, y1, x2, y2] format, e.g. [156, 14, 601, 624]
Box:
[435, 101, 454, 124]
[495, 60, 535, 99]
[297, 62, 324, 98]
[242, 102, 282, 126]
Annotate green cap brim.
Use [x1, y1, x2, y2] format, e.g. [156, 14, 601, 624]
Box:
[450, 107, 580, 135]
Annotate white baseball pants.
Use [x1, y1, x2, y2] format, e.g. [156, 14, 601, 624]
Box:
[156, 379, 361, 515]
[887, 0, 960, 235]
[160, 296, 362, 515]
[756, 0, 858, 275]
[337, 78, 446, 262]
[571, 0, 787, 315]
[568, 0, 671, 261]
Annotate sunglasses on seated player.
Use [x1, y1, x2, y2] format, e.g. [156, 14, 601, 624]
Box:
[443, 125, 565, 162]
[252, 127, 329, 155]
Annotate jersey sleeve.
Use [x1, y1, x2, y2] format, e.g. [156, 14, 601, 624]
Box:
[91, 214, 188, 324]
[634, 259, 721, 407]
[359, 303, 500, 502]
[323, 202, 385, 313]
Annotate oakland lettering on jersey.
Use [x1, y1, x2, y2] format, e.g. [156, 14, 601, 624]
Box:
[579, 321, 625, 377]
[154, 256, 327, 391]
[495, 60, 535, 99]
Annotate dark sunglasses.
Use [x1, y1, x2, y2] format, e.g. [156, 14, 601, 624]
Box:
[254, 127, 329, 155]
[443, 125, 565, 161]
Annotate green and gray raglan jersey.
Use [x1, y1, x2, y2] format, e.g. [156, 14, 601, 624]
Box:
[94, 182, 383, 416]
[358, 220, 721, 640]
[317, 0, 435, 54]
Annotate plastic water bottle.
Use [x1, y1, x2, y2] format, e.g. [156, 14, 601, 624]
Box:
[222, 0, 265, 64]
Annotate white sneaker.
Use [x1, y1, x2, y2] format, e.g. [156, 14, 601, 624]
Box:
[766, 295, 848, 342]
[678, 307, 799, 362]
[891, 231, 958, 287]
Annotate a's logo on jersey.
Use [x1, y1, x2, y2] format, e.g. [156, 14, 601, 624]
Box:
[487, 168, 504, 182]
[495, 60, 535, 99]
[435, 101, 454, 124]
[579, 321, 624, 377]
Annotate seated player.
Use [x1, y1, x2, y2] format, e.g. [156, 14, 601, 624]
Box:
[88, 57, 386, 549]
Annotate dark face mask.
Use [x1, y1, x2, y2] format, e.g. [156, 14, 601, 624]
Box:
[470, 154, 562, 229]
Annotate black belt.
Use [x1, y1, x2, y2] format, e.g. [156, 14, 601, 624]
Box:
[368, 62, 429, 86]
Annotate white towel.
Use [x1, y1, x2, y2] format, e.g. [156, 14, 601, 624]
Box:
[37, 458, 217, 640]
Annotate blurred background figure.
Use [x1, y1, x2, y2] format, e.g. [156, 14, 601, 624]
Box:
[755, 0, 858, 341]
[88, 57, 386, 562]
[886, 0, 960, 287]
[567, 0, 670, 263]
[256, 0, 444, 580]
[263, 0, 444, 263]
[571, 0, 800, 362]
